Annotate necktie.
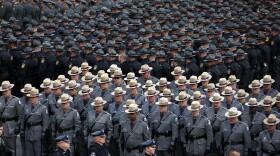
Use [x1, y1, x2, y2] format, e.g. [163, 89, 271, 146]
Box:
[149, 105, 152, 112]
[180, 108, 184, 115]
[230, 123, 234, 129]
[193, 118, 197, 125]
[55, 96, 59, 102]
[115, 104, 119, 110]
[31, 106, 34, 111]
[160, 113, 164, 120]
[83, 99, 89, 105]
[101, 90, 106, 97]
[95, 112, 99, 118]
[227, 102, 231, 109]
[4, 98, 7, 104]
[250, 113, 254, 122]
[214, 109, 218, 114]
[45, 93, 49, 98]
[130, 122, 134, 129]
[270, 132, 274, 138]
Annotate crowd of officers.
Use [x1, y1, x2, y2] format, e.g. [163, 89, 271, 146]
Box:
[0, 0, 280, 156]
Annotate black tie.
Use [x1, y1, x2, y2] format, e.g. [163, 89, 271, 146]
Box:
[180, 108, 184, 115]
[45, 93, 49, 98]
[214, 109, 218, 114]
[31, 106, 34, 111]
[115, 104, 119, 110]
[250, 113, 254, 122]
[130, 122, 134, 129]
[95, 112, 99, 118]
[270, 132, 274, 138]
[226, 102, 231, 109]
[101, 91, 106, 97]
[230, 123, 234, 129]
[193, 118, 197, 125]
[83, 99, 89, 105]
[55, 96, 59, 102]
[160, 113, 164, 120]
[149, 105, 152, 112]
[4, 98, 7, 104]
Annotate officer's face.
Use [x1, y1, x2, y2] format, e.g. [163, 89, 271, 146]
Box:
[159, 85, 167, 92]
[128, 112, 138, 121]
[81, 70, 88, 76]
[207, 90, 215, 97]
[263, 106, 272, 112]
[130, 88, 138, 95]
[251, 88, 260, 94]
[53, 88, 62, 96]
[114, 95, 123, 103]
[263, 84, 272, 90]
[0, 126, 3, 136]
[249, 106, 257, 113]
[2, 90, 11, 98]
[58, 141, 70, 150]
[237, 98, 246, 104]
[68, 89, 77, 96]
[189, 84, 198, 90]
[147, 96, 156, 103]
[100, 83, 109, 90]
[225, 95, 233, 102]
[159, 105, 168, 113]
[201, 81, 208, 87]
[178, 84, 186, 91]
[61, 102, 70, 110]
[44, 87, 51, 93]
[267, 125, 276, 132]
[82, 94, 90, 100]
[277, 102, 280, 108]
[113, 77, 122, 84]
[213, 102, 221, 109]
[192, 110, 200, 117]
[142, 72, 151, 79]
[30, 97, 39, 105]
[145, 146, 156, 154]
[71, 75, 79, 81]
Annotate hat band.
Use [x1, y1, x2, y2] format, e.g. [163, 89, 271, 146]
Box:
[191, 106, 200, 109]
[30, 93, 39, 97]
[94, 102, 103, 105]
[69, 84, 78, 89]
[252, 85, 260, 87]
[179, 97, 187, 100]
[163, 93, 171, 96]
[100, 79, 109, 83]
[115, 91, 124, 95]
[174, 71, 182, 74]
[114, 74, 123, 77]
[24, 88, 32, 92]
[82, 90, 90, 94]
[148, 92, 156, 95]
[53, 84, 62, 88]
[141, 69, 150, 73]
[129, 84, 138, 87]
[267, 120, 276, 124]
[190, 81, 198, 83]
[127, 77, 135, 79]
[128, 109, 138, 112]
[43, 83, 51, 86]
[2, 85, 11, 90]
[71, 71, 79, 75]
[263, 80, 272, 83]
[201, 77, 210, 80]
[81, 67, 89, 70]
[229, 113, 238, 116]
[85, 77, 93, 81]
[159, 82, 168, 86]
[264, 102, 272, 105]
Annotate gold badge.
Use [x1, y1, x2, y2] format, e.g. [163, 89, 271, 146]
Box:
[69, 63, 72, 68]
[271, 41, 274, 45]
[56, 60, 59, 65]
[21, 63, 25, 68]
[93, 65, 97, 70]
[41, 58, 45, 63]
[10, 56, 13, 61]
[266, 37, 269, 42]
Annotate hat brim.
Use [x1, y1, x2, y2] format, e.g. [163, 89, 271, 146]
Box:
[50, 84, 65, 89]
[209, 96, 225, 103]
[111, 91, 126, 96]
[159, 92, 174, 97]
[186, 80, 201, 85]
[245, 102, 259, 107]
[198, 75, 212, 82]
[125, 108, 142, 113]
[139, 67, 153, 74]
[79, 66, 92, 71]
[144, 90, 159, 96]
[91, 101, 107, 106]
[228, 79, 240, 84]
[126, 83, 141, 89]
[27, 93, 42, 98]
[155, 101, 171, 105]
[234, 93, 249, 99]
[216, 83, 228, 88]
[156, 82, 170, 86]
[225, 111, 242, 118]
[175, 80, 187, 86]
[142, 84, 156, 89]
[97, 78, 112, 84]
[67, 70, 81, 76]
[259, 100, 276, 106]
[20, 88, 32, 94]
[260, 79, 275, 84]
[40, 83, 52, 89]
[65, 83, 81, 90]
[171, 70, 185, 75]
[0, 84, 15, 91]
[221, 90, 236, 96]
[187, 105, 203, 111]
[248, 84, 263, 89]
[263, 118, 280, 125]
[81, 76, 95, 82]
[124, 77, 138, 81]
[78, 88, 93, 95]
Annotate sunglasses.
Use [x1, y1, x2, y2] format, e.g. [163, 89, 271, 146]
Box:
[113, 77, 121, 79]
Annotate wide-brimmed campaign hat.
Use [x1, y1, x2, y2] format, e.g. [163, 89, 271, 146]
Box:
[175, 76, 187, 86]
[0, 81, 14, 91]
[57, 75, 69, 84]
[259, 96, 275, 106]
[40, 78, 52, 88]
[216, 78, 228, 88]
[156, 97, 171, 105]
[126, 79, 141, 89]
[225, 107, 242, 118]
[198, 72, 212, 82]
[171, 66, 185, 75]
[187, 76, 200, 85]
[234, 89, 249, 99]
[79, 62, 92, 71]
[107, 64, 119, 73]
[91, 97, 106, 106]
[144, 87, 159, 97]
[111, 87, 126, 96]
[263, 114, 280, 125]
[65, 80, 80, 90]
[124, 72, 138, 81]
[123, 99, 137, 108]
[111, 69, 125, 78]
[260, 75, 275, 84]
[221, 86, 236, 96]
[175, 91, 190, 102]
[27, 87, 41, 98]
[20, 84, 32, 93]
[50, 80, 65, 89]
[139, 64, 153, 74]
[159, 88, 174, 97]
[248, 80, 263, 89]
[204, 83, 216, 92]
[58, 94, 72, 103]
[190, 91, 205, 101]
[156, 77, 170, 87]
[97, 74, 112, 84]
[273, 93, 280, 103]
[68, 66, 81, 76]
[142, 80, 155, 89]
[227, 75, 240, 84]
[125, 104, 142, 113]
[209, 93, 224, 102]
[78, 85, 93, 95]
[81, 72, 95, 82]
[188, 101, 203, 111]
[245, 98, 259, 107]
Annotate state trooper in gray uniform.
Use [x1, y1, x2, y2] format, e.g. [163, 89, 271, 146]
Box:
[137, 64, 159, 86]
[84, 97, 112, 147]
[205, 93, 228, 155]
[125, 79, 146, 108]
[175, 91, 191, 156]
[181, 101, 213, 156]
[172, 75, 194, 97]
[97, 74, 114, 111]
[81, 72, 101, 99]
[76, 85, 94, 128]
[159, 88, 179, 116]
[120, 104, 151, 156]
[240, 98, 266, 156]
[108, 87, 126, 156]
[219, 107, 251, 156]
[48, 80, 64, 119]
[141, 87, 159, 126]
[0, 81, 23, 156]
[39, 78, 53, 107]
[120, 99, 147, 124]
[257, 114, 280, 156]
[260, 75, 279, 97]
[150, 97, 178, 156]
[66, 80, 82, 109]
[22, 88, 49, 156]
[52, 94, 81, 155]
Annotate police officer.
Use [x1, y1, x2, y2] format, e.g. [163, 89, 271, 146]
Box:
[127, 51, 142, 77]
[221, 86, 242, 111]
[88, 131, 110, 156]
[84, 97, 112, 147]
[205, 54, 221, 84]
[173, 75, 194, 96]
[0, 81, 23, 156]
[157, 51, 172, 81]
[257, 114, 280, 155]
[138, 64, 159, 86]
[148, 50, 162, 79]
[66, 80, 82, 109]
[236, 49, 250, 90]
[184, 51, 200, 79]
[0, 40, 10, 84]
[181, 101, 213, 156]
[150, 97, 178, 156]
[39, 78, 53, 106]
[69, 45, 84, 69]
[92, 49, 110, 75]
[247, 80, 266, 103]
[22, 87, 49, 156]
[257, 34, 271, 78]
[260, 96, 280, 120]
[55, 45, 69, 78]
[81, 72, 101, 99]
[141, 140, 157, 156]
[97, 74, 114, 111]
[260, 75, 279, 97]
[206, 93, 228, 155]
[120, 104, 150, 156]
[240, 98, 266, 156]
[125, 79, 146, 108]
[141, 87, 159, 126]
[54, 134, 71, 156]
[0, 121, 12, 156]
[224, 51, 241, 79]
[110, 69, 127, 91]
[52, 94, 81, 155]
[219, 107, 251, 156]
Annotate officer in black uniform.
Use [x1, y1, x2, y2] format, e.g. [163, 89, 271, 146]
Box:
[0, 40, 10, 84]
[127, 50, 142, 77]
[270, 25, 280, 91]
[88, 131, 109, 156]
[69, 45, 84, 69]
[148, 50, 162, 79]
[236, 49, 250, 90]
[53, 134, 71, 156]
[92, 49, 110, 75]
[184, 51, 200, 79]
[244, 39, 260, 82]
[224, 51, 241, 79]
[215, 53, 228, 78]
[0, 121, 12, 156]
[257, 34, 271, 78]
[55, 45, 69, 78]
[157, 51, 172, 81]
[205, 54, 221, 84]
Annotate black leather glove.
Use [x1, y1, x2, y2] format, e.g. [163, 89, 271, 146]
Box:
[14, 127, 20, 134]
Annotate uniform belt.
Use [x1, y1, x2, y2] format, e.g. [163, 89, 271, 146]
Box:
[112, 121, 118, 125]
[225, 141, 244, 145]
[262, 149, 278, 155]
[26, 121, 42, 128]
[58, 127, 74, 132]
[188, 135, 206, 141]
[213, 128, 220, 133]
[155, 131, 172, 137]
[81, 116, 87, 121]
[126, 146, 140, 153]
[251, 134, 259, 139]
[0, 116, 19, 123]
